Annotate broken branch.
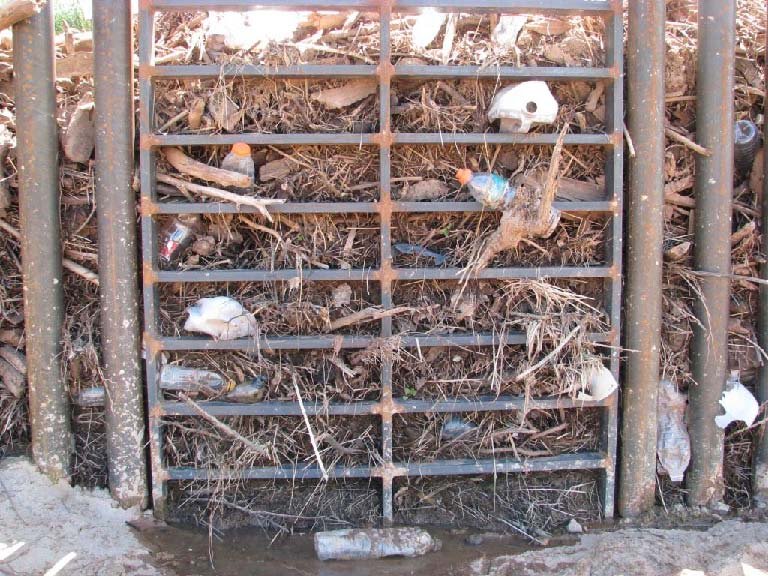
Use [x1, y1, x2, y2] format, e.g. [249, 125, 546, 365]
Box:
[328, 306, 412, 331]
[164, 147, 251, 188]
[0, 0, 45, 31]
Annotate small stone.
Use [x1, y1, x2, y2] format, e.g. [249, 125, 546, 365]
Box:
[711, 501, 730, 514]
[567, 518, 583, 534]
[465, 533, 484, 546]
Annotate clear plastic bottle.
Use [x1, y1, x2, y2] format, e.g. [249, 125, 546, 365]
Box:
[221, 142, 255, 194]
[159, 364, 228, 393]
[656, 379, 691, 483]
[456, 168, 516, 209]
[159, 214, 201, 263]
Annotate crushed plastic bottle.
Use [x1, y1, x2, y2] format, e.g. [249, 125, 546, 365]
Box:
[734, 120, 760, 176]
[224, 375, 268, 403]
[656, 379, 691, 483]
[456, 169, 516, 210]
[440, 416, 478, 441]
[159, 364, 229, 393]
[221, 142, 255, 194]
[159, 215, 201, 262]
[73, 386, 106, 408]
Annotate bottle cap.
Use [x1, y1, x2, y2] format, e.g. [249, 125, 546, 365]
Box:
[455, 168, 473, 186]
[232, 142, 251, 157]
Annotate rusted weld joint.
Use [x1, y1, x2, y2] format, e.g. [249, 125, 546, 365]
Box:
[611, 130, 623, 148]
[140, 196, 159, 217]
[377, 260, 396, 284]
[138, 63, 155, 80]
[149, 404, 165, 419]
[143, 332, 163, 359]
[140, 134, 159, 150]
[376, 61, 395, 83]
[376, 463, 406, 481]
[138, 0, 155, 12]
[372, 396, 400, 418]
[373, 131, 394, 148]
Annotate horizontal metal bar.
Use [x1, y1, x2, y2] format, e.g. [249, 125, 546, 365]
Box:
[149, 200, 613, 215]
[402, 452, 607, 476]
[149, 133, 377, 146]
[166, 452, 607, 481]
[150, 0, 612, 14]
[160, 395, 608, 417]
[168, 464, 376, 481]
[149, 132, 611, 147]
[146, 64, 613, 82]
[392, 133, 611, 146]
[157, 331, 611, 351]
[152, 265, 612, 283]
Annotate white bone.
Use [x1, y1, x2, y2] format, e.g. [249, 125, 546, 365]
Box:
[488, 81, 559, 133]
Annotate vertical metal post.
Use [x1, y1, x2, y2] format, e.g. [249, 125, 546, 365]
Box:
[13, 3, 73, 480]
[619, 0, 665, 517]
[93, 0, 148, 508]
[687, 0, 735, 507]
[754, 7, 768, 505]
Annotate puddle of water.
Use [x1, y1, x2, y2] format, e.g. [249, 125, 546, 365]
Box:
[141, 525, 531, 576]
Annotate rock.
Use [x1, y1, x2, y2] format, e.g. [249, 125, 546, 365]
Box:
[314, 527, 441, 561]
[567, 518, 583, 534]
[465, 533, 484, 546]
[526, 17, 571, 36]
[399, 179, 450, 201]
[259, 158, 293, 182]
[62, 94, 95, 164]
[311, 79, 378, 110]
[664, 241, 691, 262]
[332, 283, 352, 308]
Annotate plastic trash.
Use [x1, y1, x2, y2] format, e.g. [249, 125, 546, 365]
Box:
[440, 416, 478, 440]
[205, 10, 305, 52]
[224, 375, 268, 403]
[184, 296, 257, 340]
[221, 142, 255, 194]
[159, 365, 229, 393]
[715, 370, 759, 429]
[657, 379, 690, 482]
[73, 386, 105, 408]
[734, 120, 760, 175]
[576, 365, 618, 402]
[159, 215, 201, 262]
[456, 169, 516, 210]
[411, 9, 447, 49]
[314, 528, 441, 561]
[393, 243, 447, 265]
[487, 81, 559, 134]
[492, 15, 528, 49]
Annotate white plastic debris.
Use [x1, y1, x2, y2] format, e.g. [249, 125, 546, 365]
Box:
[492, 15, 528, 49]
[205, 11, 306, 52]
[715, 371, 759, 429]
[411, 9, 447, 49]
[657, 379, 690, 483]
[576, 365, 618, 402]
[183, 296, 257, 340]
[487, 81, 559, 133]
[567, 518, 583, 534]
[314, 528, 441, 561]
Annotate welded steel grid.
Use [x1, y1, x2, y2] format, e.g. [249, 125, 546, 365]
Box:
[139, 0, 623, 522]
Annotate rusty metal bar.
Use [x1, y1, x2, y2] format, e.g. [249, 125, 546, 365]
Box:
[160, 395, 609, 417]
[618, 0, 665, 518]
[13, 1, 72, 480]
[687, 0, 735, 507]
[148, 200, 614, 215]
[755, 8, 768, 505]
[146, 64, 613, 81]
[148, 0, 611, 13]
[93, 0, 148, 509]
[167, 452, 607, 482]
[152, 265, 613, 283]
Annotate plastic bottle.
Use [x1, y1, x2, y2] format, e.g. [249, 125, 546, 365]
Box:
[159, 214, 201, 262]
[734, 120, 760, 176]
[456, 169, 516, 210]
[656, 379, 691, 483]
[221, 142, 255, 194]
[159, 364, 229, 393]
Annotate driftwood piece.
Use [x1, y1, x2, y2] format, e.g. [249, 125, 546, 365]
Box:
[164, 147, 251, 188]
[328, 306, 412, 331]
[311, 79, 377, 109]
[0, 0, 45, 31]
[157, 173, 284, 221]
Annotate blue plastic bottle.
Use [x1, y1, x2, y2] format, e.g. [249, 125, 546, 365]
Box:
[456, 169, 516, 209]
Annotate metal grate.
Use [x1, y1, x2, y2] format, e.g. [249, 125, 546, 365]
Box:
[139, 0, 623, 522]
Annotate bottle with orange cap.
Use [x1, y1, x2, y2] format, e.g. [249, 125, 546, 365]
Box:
[222, 142, 255, 194]
[455, 168, 516, 210]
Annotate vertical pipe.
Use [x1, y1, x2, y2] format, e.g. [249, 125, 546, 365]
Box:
[687, 0, 735, 507]
[619, 0, 665, 517]
[93, 0, 148, 507]
[754, 7, 768, 505]
[13, 3, 73, 480]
